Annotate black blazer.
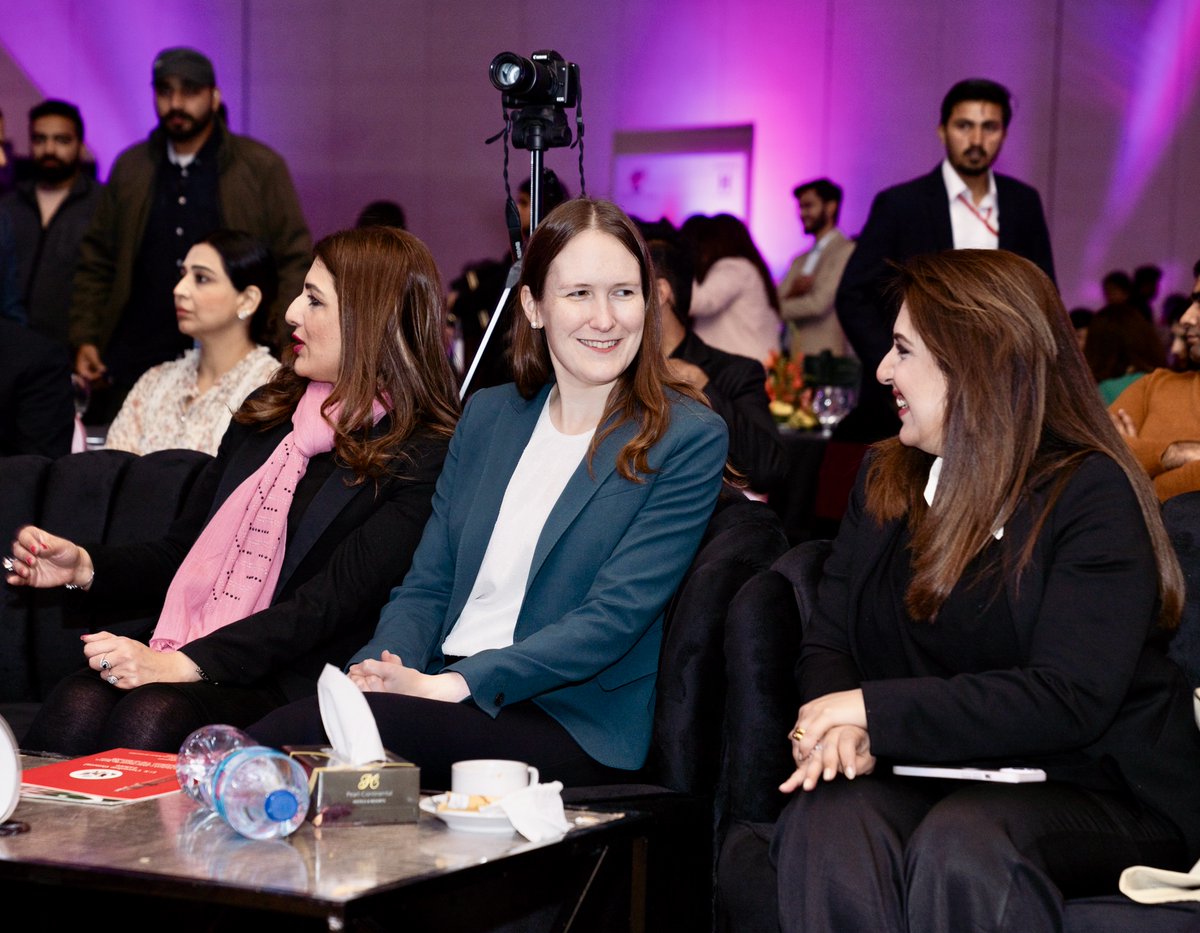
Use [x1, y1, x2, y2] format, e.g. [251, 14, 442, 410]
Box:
[86, 411, 448, 701]
[802, 453, 1200, 854]
[671, 329, 786, 493]
[836, 165, 1056, 370]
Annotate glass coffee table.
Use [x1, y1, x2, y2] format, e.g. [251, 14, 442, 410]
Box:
[0, 756, 649, 931]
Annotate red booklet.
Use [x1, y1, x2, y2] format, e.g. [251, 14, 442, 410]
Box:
[21, 748, 181, 806]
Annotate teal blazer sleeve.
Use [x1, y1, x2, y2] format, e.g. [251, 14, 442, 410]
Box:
[350, 382, 729, 769]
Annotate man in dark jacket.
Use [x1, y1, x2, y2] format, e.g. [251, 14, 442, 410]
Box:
[69, 47, 311, 423]
[835, 78, 1056, 441]
[0, 99, 102, 347]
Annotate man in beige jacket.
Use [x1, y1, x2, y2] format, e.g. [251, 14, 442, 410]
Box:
[779, 178, 855, 359]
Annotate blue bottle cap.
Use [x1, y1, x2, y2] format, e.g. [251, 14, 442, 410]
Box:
[264, 789, 299, 822]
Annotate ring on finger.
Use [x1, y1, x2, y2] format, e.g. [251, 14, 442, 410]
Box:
[791, 727, 805, 741]
[812, 742, 824, 752]
[106, 674, 119, 686]
[1, 557, 13, 572]
[100, 657, 110, 671]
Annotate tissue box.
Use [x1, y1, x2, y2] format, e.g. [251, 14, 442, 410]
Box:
[285, 746, 420, 826]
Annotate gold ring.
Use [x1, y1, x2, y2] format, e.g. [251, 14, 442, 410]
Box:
[791, 728, 805, 741]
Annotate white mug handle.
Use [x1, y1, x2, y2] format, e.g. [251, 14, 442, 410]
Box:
[527, 765, 539, 787]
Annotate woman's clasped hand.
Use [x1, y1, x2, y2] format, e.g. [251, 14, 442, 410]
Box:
[781, 689, 874, 792]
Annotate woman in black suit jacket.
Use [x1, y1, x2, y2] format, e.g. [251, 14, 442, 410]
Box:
[772, 250, 1200, 931]
[7, 226, 459, 755]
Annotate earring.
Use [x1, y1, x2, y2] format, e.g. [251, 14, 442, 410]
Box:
[237, 308, 253, 321]
[531, 321, 542, 329]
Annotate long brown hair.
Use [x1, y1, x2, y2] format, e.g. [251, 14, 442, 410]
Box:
[866, 249, 1182, 626]
[679, 213, 781, 312]
[511, 198, 708, 482]
[235, 226, 460, 482]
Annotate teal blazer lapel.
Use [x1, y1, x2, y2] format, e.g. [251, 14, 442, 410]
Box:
[525, 414, 636, 595]
[447, 384, 550, 620]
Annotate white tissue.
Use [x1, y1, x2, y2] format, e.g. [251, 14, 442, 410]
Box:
[1120, 859, 1200, 904]
[317, 664, 387, 766]
[496, 780, 572, 843]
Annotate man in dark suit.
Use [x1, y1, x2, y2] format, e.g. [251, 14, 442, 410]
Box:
[836, 78, 1055, 440]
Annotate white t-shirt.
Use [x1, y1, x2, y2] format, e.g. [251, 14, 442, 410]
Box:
[441, 397, 594, 656]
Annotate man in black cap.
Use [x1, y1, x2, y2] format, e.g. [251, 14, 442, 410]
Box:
[69, 46, 311, 423]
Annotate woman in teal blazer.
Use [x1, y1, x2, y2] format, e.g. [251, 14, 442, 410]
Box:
[250, 199, 728, 786]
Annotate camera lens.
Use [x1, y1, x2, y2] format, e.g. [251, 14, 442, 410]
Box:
[490, 53, 533, 93]
[495, 62, 523, 88]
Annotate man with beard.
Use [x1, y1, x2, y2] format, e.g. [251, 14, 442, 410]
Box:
[0, 99, 102, 346]
[778, 178, 855, 359]
[70, 47, 310, 423]
[1111, 260, 1200, 501]
[834, 78, 1055, 441]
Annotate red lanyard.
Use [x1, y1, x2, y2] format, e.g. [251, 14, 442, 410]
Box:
[958, 191, 999, 237]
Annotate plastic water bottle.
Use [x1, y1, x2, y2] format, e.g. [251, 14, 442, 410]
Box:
[176, 725, 310, 839]
[177, 725, 254, 809]
[210, 746, 310, 840]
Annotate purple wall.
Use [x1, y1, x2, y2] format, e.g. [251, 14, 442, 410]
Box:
[1, 0, 1197, 310]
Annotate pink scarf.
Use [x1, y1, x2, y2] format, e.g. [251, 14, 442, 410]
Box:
[150, 382, 337, 652]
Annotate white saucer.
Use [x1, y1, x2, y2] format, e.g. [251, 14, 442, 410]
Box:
[420, 794, 516, 834]
[0, 715, 21, 823]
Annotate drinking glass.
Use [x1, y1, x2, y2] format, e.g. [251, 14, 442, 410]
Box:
[812, 385, 853, 438]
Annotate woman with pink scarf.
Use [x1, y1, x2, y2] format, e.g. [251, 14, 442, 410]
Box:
[7, 227, 460, 755]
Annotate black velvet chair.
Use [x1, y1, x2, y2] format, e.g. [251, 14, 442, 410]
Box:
[714, 535, 1200, 933]
[715, 541, 825, 933]
[0, 448, 212, 738]
[564, 490, 790, 932]
[1164, 490, 1200, 690]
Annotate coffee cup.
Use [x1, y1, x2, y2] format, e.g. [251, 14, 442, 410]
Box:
[450, 759, 538, 799]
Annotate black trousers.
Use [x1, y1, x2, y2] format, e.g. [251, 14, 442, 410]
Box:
[770, 773, 1190, 933]
[248, 693, 637, 792]
[22, 666, 287, 756]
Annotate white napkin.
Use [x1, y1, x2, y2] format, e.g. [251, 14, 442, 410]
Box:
[495, 780, 572, 843]
[1120, 686, 1200, 906]
[317, 664, 387, 766]
[1120, 859, 1200, 904]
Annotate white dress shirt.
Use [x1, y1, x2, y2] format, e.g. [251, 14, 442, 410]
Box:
[942, 159, 999, 251]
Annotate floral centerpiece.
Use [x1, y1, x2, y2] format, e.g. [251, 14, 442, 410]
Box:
[764, 350, 817, 430]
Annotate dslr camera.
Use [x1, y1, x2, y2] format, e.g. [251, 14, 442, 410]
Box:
[489, 50, 579, 109]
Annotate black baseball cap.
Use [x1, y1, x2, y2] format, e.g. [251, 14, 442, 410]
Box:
[152, 48, 216, 87]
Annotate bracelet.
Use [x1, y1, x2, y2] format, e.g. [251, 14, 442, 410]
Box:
[194, 665, 212, 683]
[64, 568, 95, 591]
